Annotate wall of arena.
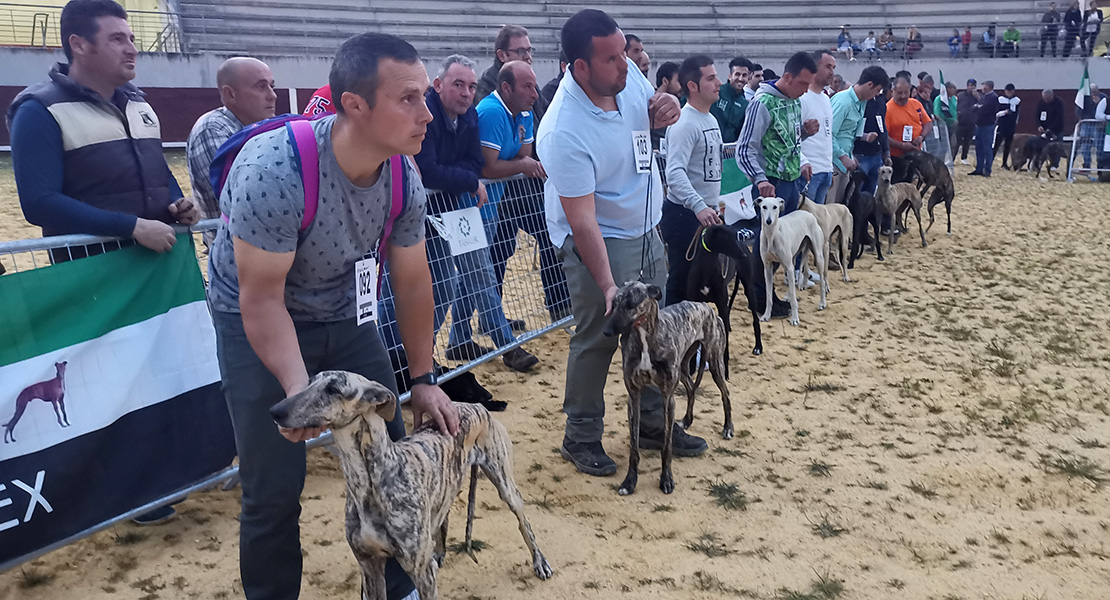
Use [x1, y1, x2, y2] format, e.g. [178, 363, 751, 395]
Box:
[2, 47, 1108, 146]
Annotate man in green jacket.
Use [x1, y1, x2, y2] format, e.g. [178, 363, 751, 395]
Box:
[933, 80, 958, 170]
[711, 56, 753, 143]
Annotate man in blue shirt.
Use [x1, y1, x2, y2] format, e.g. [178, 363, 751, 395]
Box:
[477, 62, 571, 322]
[828, 66, 889, 203]
[538, 10, 703, 477]
[7, 0, 198, 263]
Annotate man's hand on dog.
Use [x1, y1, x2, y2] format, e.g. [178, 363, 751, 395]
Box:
[168, 196, 200, 225]
[278, 376, 326, 442]
[603, 284, 619, 316]
[696, 208, 722, 227]
[757, 180, 776, 198]
[411, 383, 460, 436]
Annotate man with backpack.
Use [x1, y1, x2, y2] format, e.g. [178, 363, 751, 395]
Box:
[206, 33, 457, 600]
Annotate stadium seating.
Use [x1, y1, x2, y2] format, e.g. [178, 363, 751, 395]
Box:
[175, 0, 1042, 61]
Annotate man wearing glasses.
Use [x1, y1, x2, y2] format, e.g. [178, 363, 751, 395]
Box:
[476, 25, 546, 123]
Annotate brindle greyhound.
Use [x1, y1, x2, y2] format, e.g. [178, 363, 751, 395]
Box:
[4, 361, 69, 443]
[270, 372, 552, 600]
[603, 281, 731, 496]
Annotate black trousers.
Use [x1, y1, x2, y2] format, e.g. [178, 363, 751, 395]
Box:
[1063, 30, 1080, 56]
[993, 126, 1016, 167]
[955, 122, 975, 160]
[1040, 32, 1058, 56]
[658, 200, 701, 307]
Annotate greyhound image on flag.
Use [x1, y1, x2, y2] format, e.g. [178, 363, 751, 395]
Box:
[0, 235, 235, 567]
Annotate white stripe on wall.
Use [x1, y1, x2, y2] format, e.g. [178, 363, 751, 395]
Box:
[0, 302, 220, 461]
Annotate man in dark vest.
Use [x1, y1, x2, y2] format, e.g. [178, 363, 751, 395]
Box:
[7, 0, 198, 263]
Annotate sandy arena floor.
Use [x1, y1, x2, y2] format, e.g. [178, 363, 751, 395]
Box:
[2, 154, 1109, 600]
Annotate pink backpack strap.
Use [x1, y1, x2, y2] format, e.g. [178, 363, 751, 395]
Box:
[286, 120, 320, 231]
[378, 155, 406, 259]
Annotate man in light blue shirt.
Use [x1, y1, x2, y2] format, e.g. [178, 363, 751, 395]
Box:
[828, 66, 889, 203]
[537, 9, 707, 478]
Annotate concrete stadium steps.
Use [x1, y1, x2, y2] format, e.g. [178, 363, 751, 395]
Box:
[175, 0, 1041, 59]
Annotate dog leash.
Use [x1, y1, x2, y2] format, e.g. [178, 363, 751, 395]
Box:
[684, 225, 707, 262]
[638, 163, 657, 283]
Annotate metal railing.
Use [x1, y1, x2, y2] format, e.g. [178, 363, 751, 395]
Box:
[0, 2, 181, 52]
[0, 175, 571, 571]
[1067, 118, 1110, 182]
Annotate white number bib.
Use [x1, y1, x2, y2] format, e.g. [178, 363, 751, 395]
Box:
[1040, 111, 1048, 122]
[876, 115, 885, 133]
[902, 125, 914, 142]
[633, 130, 652, 173]
[932, 126, 940, 139]
[355, 254, 379, 326]
[433, 207, 489, 256]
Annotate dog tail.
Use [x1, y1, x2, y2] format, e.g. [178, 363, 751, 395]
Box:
[464, 464, 479, 564]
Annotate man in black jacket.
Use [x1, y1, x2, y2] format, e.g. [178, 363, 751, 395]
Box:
[954, 78, 980, 165]
[1041, 2, 1061, 57]
[1037, 88, 1065, 139]
[970, 80, 1000, 177]
[1063, 0, 1084, 57]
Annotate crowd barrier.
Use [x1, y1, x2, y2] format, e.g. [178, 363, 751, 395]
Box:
[1067, 118, 1110, 182]
[0, 174, 570, 572]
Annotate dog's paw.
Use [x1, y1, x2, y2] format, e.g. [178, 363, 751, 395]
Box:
[433, 552, 446, 568]
[659, 473, 675, 494]
[680, 416, 693, 430]
[533, 554, 554, 580]
[789, 316, 800, 326]
[618, 476, 637, 496]
[818, 302, 827, 310]
[722, 424, 734, 440]
[921, 241, 928, 248]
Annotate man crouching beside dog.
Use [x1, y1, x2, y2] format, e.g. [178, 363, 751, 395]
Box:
[206, 33, 459, 600]
[537, 9, 709, 477]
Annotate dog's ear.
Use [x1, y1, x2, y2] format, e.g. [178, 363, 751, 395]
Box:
[646, 284, 663, 300]
[355, 379, 399, 421]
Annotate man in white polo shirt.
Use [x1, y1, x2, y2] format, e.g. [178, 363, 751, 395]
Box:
[799, 50, 836, 205]
[538, 9, 707, 477]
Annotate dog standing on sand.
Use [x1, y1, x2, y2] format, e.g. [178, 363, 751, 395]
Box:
[876, 166, 927, 253]
[798, 193, 852, 292]
[603, 282, 732, 496]
[269, 372, 552, 600]
[755, 197, 827, 326]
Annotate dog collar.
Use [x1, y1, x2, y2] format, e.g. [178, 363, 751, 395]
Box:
[700, 228, 712, 253]
[632, 314, 650, 329]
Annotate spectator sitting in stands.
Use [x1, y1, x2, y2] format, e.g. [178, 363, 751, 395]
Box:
[962, 26, 973, 58]
[8, 0, 200, 527]
[838, 25, 857, 61]
[904, 26, 924, 59]
[879, 26, 897, 52]
[541, 51, 567, 105]
[1063, 1, 1083, 57]
[1041, 2, 1061, 57]
[711, 56, 752, 143]
[863, 31, 880, 60]
[187, 57, 277, 232]
[948, 29, 962, 58]
[1036, 88, 1065, 139]
[745, 63, 764, 101]
[625, 33, 650, 77]
[979, 25, 998, 57]
[1001, 23, 1022, 57]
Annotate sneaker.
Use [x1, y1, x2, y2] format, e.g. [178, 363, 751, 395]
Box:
[808, 269, 821, 282]
[560, 439, 617, 476]
[508, 318, 527, 333]
[444, 341, 495, 362]
[502, 347, 539, 372]
[960, 159, 970, 165]
[639, 423, 708, 457]
[132, 505, 176, 526]
[967, 171, 982, 176]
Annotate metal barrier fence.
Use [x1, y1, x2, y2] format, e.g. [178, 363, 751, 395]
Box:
[1067, 118, 1110, 182]
[0, 174, 570, 571]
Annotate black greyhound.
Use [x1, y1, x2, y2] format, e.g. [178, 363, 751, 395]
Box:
[844, 170, 883, 268]
[685, 225, 764, 360]
[894, 150, 955, 236]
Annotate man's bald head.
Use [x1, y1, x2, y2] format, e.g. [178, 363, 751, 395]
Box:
[216, 56, 276, 125]
[497, 60, 538, 115]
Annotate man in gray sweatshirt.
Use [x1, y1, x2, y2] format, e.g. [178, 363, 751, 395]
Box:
[660, 55, 723, 305]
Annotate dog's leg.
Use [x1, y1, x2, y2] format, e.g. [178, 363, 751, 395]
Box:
[914, 201, 927, 247]
[679, 344, 699, 431]
[760, 262, 774, 322]
[407, 558, 440, 600]
[837, 227, 850, 283]
[58, 397, 69, 427]
[710, 337, 733, 440]
[357, 556, 388, 600]
[872, 213, 884, 262]
[945, 197, 952, 236]
[784, 263, 799, 326]
[435, 515, 449, 568]
[816, 235, 828, 311]
[51, 399, 66, 427]
[659, 382, 676, 495]
[464, 465, 479, 563]
[619, 384, 642, 496]
[480, 423, 553, 580]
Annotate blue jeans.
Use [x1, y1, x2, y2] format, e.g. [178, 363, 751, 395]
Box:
[378, 227, 459, 356]
[448, 215, 516, 348]
[807, 171, 832, 204]
[975, 125, 996, 175]
[856, 154, 883, 194]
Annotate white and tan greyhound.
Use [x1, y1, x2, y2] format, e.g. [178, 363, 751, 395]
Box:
[756, 197, 827, 326]
[798, 193, 853, 293]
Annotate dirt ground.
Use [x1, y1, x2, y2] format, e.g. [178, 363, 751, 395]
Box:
[2, 155, 1109, 600]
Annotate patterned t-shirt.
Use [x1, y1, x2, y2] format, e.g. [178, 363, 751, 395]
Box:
[206, 115, 427, 321]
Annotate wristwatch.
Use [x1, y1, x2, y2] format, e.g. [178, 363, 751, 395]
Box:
[410, 371, 437, 387]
